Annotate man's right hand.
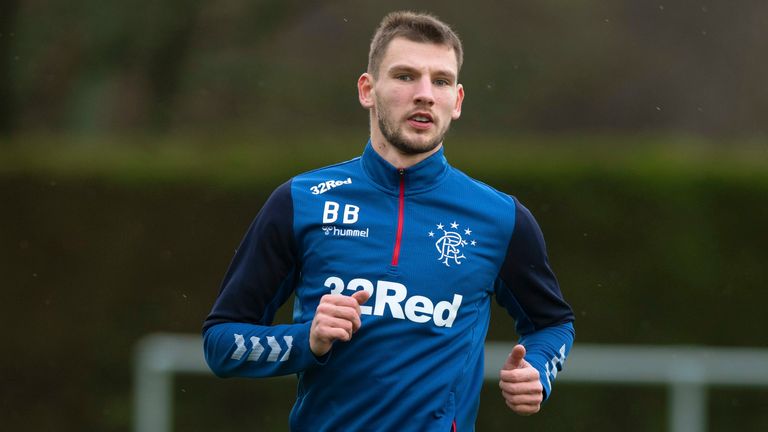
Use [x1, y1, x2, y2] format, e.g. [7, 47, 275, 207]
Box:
[309, 290, 371, 357]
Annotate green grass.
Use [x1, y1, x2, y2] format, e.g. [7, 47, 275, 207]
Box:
[1, 130, 766, 188]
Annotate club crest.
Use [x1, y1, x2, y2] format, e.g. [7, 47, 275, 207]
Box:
[428, 221, 477, 267]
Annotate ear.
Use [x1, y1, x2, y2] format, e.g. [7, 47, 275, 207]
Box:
[452, 83, 465, 120]
[358, 72, 375, 109]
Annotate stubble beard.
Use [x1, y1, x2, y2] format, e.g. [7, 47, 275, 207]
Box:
[375, 104, 449, 156]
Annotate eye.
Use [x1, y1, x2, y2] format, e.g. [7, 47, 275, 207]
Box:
[434, 79, 451, 87]
[396, 74, 413, 82]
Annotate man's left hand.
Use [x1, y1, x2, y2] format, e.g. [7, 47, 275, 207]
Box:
[499, 344, 543, 415]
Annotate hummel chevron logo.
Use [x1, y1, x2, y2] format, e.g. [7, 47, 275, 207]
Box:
[543, 344, 568, 391]
[230, 333, 293, 362]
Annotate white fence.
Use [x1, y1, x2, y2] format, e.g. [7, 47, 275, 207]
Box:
[133, 333, 768, 432]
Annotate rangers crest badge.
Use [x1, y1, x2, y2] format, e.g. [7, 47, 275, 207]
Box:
[428, 221, 477, 267]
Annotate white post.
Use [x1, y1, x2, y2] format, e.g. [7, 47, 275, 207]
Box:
[669, 381, 707, 432]
[134, 334, 206, 432]
[133, 340, 173, 432]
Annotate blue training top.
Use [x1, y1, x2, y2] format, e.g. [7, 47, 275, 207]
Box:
[203, 141, 575, 431]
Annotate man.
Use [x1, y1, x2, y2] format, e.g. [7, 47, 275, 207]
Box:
[203, 10, 574, 431]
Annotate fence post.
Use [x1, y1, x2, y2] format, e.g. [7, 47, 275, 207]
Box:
[133, 337, 174, 432]
[669, 381, 707, 432]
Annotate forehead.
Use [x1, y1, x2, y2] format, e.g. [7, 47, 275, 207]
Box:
[378, 37, 458, 75]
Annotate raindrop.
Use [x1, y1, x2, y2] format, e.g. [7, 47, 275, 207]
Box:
[659, 5, 665, 11]
[656, 106, 662, 111]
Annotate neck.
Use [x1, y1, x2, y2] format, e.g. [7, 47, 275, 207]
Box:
[369, 129, 443, 169]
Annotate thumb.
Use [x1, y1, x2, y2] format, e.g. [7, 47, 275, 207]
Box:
[351, 289, 371, 305]
[503, 344, 527, 370]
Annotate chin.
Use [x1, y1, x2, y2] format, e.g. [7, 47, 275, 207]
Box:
[397, 139, 441, 155]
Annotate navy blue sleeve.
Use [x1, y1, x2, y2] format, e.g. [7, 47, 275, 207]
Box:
[202, 180, 328, 377]
[203, 179, 299, 332]
[494, 198, 574, 333]
[494, 197, 575, 399]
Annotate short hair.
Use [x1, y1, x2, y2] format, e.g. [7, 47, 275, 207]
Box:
[367, 11, 463, 78]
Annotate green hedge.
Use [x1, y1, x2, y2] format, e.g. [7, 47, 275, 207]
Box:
[2, 134, 767, 431]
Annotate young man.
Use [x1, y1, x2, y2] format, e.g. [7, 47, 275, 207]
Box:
[203, 11, 574, 431]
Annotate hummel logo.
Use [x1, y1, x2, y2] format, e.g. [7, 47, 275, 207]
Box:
[230, 333, 293, 363]
[310, 177, 352, 195]
[322, 225, 370, 238]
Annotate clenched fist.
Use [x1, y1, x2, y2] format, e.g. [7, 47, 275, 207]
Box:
[309, 290, 371, 356]
[499, 344, 543, 415]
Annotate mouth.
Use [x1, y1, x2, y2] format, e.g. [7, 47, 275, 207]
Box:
[406, 112, 434, 130]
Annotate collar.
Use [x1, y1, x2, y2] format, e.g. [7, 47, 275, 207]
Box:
[360, 140, 450, 195]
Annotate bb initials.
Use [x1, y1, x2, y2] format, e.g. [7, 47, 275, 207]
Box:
[323, 201, 360, 224]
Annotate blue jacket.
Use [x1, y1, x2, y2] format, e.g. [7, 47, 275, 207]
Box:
[203, 141, 575, 431]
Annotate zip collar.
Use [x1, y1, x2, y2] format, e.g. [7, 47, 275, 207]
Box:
[360, 140, 450, 195]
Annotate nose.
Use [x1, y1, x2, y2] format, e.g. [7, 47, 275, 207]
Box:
[413, 76, 435, 106]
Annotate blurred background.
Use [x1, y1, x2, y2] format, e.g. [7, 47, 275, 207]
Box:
[1, 0, 767, 431]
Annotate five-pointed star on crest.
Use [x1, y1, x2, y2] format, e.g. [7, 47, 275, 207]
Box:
[464, 228, 472, 235]
[436, 223, 444, 230]
[428, 231, 435, 237]
[450, 221, 459, 229]
[471, 240, 477, 246]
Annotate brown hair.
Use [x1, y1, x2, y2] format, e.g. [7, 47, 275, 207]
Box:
[367, 11, 463, 77]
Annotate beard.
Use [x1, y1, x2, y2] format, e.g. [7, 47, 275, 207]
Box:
[375, 102, 450, 155]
